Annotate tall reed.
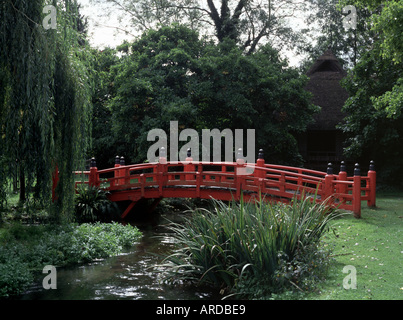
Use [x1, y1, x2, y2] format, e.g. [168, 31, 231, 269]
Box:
[156, 193, 343, 297]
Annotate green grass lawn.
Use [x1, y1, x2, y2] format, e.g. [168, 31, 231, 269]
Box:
[312, 192, 403, 300]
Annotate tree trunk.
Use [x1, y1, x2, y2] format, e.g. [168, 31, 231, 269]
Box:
[19, 164, 26, 202]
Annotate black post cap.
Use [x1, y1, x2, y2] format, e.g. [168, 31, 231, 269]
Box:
[120, 156, 125, 166]
[90, 157, 96, 168]
[115, 156, 120, 165]
[369, 160, 375, 171]
[187, 148, 191, 158]
[327, 163, 333, 175]
[354, 163, 360, 176]
[340, 161, 346, 172]
[258, 149, 264, 160]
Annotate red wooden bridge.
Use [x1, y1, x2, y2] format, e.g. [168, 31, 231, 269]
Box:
[66, 149, 376, 219]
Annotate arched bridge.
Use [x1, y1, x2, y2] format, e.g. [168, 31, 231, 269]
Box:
[65, 150, 376, 219]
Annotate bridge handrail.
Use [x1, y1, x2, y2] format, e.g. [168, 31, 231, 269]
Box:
[63, 153, 377, 218]
[262, 163, 327, 177]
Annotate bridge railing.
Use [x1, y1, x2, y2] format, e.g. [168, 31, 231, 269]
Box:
[246, 161, 376, 218]
[68, 150, 376, 218]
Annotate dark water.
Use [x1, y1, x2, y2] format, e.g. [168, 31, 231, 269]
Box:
[19, 213, 220, 300]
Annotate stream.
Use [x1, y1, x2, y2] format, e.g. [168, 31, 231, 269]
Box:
[18, 212, 220, 300]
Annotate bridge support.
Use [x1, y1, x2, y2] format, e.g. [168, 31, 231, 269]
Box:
[121, 201, 136, 219]
[120, 198, 162, 220]
[148, 198, 162, 213]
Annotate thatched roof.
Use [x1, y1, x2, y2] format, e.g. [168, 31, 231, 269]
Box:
[306, 49, 348, 130]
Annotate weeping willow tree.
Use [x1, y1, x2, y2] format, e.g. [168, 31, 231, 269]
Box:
[0, 0, 92, 222]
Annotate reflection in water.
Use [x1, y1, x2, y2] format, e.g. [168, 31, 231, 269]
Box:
[19, 213, 219, 300]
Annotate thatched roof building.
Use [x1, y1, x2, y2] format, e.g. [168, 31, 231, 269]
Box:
[298, 49, 349, 171]
[306, 49, 348, 130]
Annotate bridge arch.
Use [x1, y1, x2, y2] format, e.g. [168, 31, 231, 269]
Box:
[65, 150, 376, 219]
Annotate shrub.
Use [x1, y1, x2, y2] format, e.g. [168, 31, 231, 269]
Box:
[74, 186, 120, 222]
[0, 248, 33, 297]
[70, 222, 142, 263]
[0, 221, 142, 297]
[156, 194, 343, 298]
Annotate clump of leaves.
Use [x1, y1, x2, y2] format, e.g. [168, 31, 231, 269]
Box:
[155, 193, 344, 299]
[74, 186, 120, 223]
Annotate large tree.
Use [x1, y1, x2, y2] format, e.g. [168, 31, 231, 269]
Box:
[300, 0, 377, 70]
[108, 24, 318, 165]
[89, 47, 121, 169]
[338, 0, 403, 185]
[0, 0, 92, 220]
[91, 0, 310, 55]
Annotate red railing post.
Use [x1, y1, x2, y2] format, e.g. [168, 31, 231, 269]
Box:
[220, 163, 227, 183]
[279, 173, 286, 194]
[236, 148, 245, 199]
[297, 169, 303, 191]
[159, 147, 167, 165]
[119, 156, 126, 185]
[367, 160, 376, 208]
[254, 149, 265, 196]
[184, 148, 195, 181]
[323, 163, 335, 206]
[236, 148, 246, 176]
[89, 158, 99, 188]
[158, 147, 167, 197]
[113, 155, 120, 187]
[353, 163, 362, 218]
[337, 161, 347, 205]
[254, 149, 265, 179]
[196, 172, 201, 198]
[140, 174, 145, 198]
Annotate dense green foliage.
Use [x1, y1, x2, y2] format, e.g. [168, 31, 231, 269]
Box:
[338, 0, 403, 185]
[0, 222, 142, 297]
[0, 0, 92, 220]
[156, 195, 343, 298]
[89, 47, 120, 168]
[1, 0, 402, 301]
[301, 0, 377, 70]
[100, 24, 318, 166]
